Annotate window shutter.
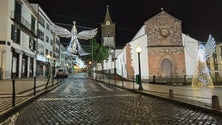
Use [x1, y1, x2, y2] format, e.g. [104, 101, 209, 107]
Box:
[11, 24, 14, 40]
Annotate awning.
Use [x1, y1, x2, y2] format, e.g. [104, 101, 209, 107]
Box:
[11, 47, 24, 54]
[23, 51, 35, 58]
[23, 48, 36, 58]
[12, 47, 35, 58]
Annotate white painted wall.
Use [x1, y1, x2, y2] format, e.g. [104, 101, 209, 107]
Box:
[116, 48, 127, 78]
[114, 25, 149, 79]
[0, 0, 14, 79]
[0, 0, 38, 79]
[60, 45, 66, 67]
[103, 54, 112, 70]
[130, 25, 149, 79]
[182, 34, 199, 77]
[0, 0, 9, 40]
[31, 5, 54, 64]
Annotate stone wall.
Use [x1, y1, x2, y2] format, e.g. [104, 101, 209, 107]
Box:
[145, 11, 186, 78]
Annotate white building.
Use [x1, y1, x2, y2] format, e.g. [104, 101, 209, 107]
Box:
[116, 48, 127, 78]
[0, 0, 73, 79]
[31, 4, 61, 77]
[59, 45, 66, 69]
[0, 0, 38, 79]
[182, 34, 199, 77]
[129, 25, 149, 79]
[115, 20, 199, 80]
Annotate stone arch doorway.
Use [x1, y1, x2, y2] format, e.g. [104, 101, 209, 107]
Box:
[160, 59, 172, 77]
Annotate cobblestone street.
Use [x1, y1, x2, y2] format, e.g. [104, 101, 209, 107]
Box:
[12, 73, 222, 125]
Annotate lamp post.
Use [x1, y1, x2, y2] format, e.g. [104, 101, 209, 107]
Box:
[52, 58, 56, 85]
[88, 61, 92, 77]
[66, 63, 69, 72]
[110, 49, 117, 85]
[136, 45, 143, 90]
[46, 54, 51, 78]
[114, 57, 117, 85]
[45, 54, 51, 89]
[53, 58, 56, 77]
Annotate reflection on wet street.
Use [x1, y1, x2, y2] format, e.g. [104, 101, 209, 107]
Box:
[12, 73, 222, 124]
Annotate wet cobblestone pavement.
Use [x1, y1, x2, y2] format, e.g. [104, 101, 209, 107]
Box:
[14, 73, 222, 125]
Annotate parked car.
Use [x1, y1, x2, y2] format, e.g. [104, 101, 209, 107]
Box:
[56, 69, 68, 78]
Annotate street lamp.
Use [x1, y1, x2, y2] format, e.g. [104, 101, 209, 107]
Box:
[46, 54, 51, 78]
[136, 45, 143, 90]
[88, 61, 92, 77]
[110, 49, 116, 85]
[66, 63, 69, 72]
[53, 58, 56, 78]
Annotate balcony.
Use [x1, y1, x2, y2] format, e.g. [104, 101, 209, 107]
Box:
[53, 52, 60, 58]
[10, 11, 37, 38]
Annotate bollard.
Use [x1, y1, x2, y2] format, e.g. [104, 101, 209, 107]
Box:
[212, 95, 221, 110]
[52, 77, 54, 86]
[12, 79, 15, 107]
[34, 77, 36, 96]
[183, 75, 187, 85]
[169, 89, 174, 98]
[45, 76, 51, 89]
[132, 77, 135, 89]
[108, 69, 110, 84]
[103, 74, 105, 81]
[114, 68, 117, 85]
[114, 73, 116, 86]
[122, 78, 124, 88]
[153, 75, 156, 83]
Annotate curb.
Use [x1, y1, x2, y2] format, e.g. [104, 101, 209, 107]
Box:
[128, 89, 222, 116]
[93, 79, 222, 116]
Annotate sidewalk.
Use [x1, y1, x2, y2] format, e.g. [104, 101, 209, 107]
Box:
[94, 76, 222, 115]
[0, 76, 62, 122]
[0, 76, 47, 96]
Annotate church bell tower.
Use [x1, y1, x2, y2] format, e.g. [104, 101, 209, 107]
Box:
[101, 5, 116, 48]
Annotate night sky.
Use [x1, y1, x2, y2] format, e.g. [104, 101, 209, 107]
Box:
[28, 0, 222, 47]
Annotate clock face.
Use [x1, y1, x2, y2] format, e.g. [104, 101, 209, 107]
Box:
[106, 21, 110, 25]
[160, 28, 169, 37]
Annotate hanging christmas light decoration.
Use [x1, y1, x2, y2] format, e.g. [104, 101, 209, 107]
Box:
[51, 21, 97, 56]
[185, 34, 216, 88]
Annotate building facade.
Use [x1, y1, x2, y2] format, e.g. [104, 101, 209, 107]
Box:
[102, 5, 116, 70]
[31, 4, 61, 77]
[128, 25, 149, 79]
[101, 5, 115, 48]
[208, 42, 222, 83]
[115, 10, 199, 80]
[145, 11, 186, 78]
[0, 0, 38, 79]
[0, 0, 71, 80]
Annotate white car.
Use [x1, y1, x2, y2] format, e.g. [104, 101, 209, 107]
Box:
[56, 69, 68, 78]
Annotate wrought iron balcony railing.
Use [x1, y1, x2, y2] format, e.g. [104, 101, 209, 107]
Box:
[10, 11, 37, 36]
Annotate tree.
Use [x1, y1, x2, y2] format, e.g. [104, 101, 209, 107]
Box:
[81, 39, 109, 65]
[94, 43, 109, 63]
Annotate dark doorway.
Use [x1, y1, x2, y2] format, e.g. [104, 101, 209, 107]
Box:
[160, 59, 172, 77]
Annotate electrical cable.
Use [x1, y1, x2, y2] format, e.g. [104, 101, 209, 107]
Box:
[48, 13, 137, 33]
[165, 0, 182, 12]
